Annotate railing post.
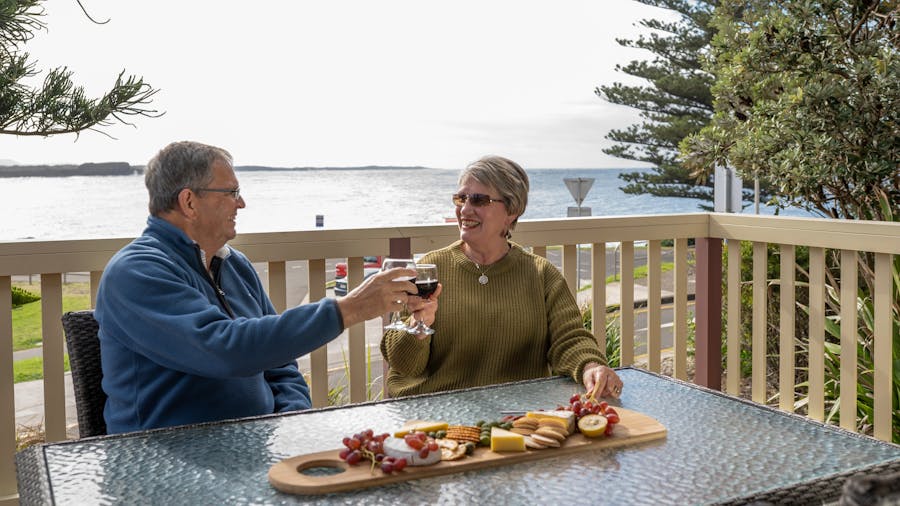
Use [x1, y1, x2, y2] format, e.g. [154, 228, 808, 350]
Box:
[389, 238, 412, 259]
[695, 237, 722, 390]
[0, 276, 15, 503]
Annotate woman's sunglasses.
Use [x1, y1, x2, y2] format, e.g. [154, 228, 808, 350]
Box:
[452, 193, 505, 207]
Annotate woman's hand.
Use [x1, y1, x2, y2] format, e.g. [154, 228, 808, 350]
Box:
[582, 362, 623, 399]
[406, 283, 442, 339]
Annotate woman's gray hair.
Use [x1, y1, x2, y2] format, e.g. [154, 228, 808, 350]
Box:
[459, 155, 529, 238]
[145, 141, 233, 216]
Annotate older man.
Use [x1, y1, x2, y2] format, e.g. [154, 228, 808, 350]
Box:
[95, 141, 418, 433]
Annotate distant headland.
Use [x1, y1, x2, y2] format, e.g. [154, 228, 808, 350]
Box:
[0, 162, 140, 177]
[0, 163, 435, 177]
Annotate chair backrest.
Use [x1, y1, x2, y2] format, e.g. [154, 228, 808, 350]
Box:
[61, 310, 107, 437]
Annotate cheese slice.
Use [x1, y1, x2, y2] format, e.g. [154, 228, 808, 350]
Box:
[525, 410, 575, 435]
[392, 420, 449, 438]
[490, 427, 526, 452]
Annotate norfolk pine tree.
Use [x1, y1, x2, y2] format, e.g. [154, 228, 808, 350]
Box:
[2, 0, 159, 302]
[597, 0, 723, 207]
[1, 0, 159, 137]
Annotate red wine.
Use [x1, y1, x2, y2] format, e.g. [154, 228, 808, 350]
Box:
[414, 280, 438, 298]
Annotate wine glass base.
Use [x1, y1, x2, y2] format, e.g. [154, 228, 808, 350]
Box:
[408, 323, 435, 335]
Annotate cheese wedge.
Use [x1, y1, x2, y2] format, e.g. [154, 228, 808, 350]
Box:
[490, 427, 526, 452]
[525, 410, 575, 435]
[392, 420, 449, 438]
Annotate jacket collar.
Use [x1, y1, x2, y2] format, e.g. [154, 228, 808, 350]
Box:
[144, 215, 232, 267]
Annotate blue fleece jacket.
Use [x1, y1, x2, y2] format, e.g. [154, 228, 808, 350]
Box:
[95, 216, 343, 433]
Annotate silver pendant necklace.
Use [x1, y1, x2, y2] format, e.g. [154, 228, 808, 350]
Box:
[474, 262, 494, 285]
[470, 243, 511, 285]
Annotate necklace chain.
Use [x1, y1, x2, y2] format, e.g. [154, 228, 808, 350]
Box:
[467, 243, 510, 286]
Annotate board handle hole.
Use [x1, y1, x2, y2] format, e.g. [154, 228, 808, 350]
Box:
[297, 459, 347, 477]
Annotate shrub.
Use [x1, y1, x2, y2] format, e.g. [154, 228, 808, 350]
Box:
[581, 304, 622, 368]
[12, 286, 40, 307]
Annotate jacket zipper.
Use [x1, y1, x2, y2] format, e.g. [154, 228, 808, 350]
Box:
[196, 248, 235, 318]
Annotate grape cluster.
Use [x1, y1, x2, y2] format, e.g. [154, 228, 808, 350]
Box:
[339, 429, 408, 473]
[562, 394, 621, 435]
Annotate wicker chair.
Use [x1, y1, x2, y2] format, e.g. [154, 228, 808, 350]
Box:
[61, 310, 107, 437]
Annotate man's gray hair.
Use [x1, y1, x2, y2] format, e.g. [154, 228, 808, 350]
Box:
[145, 141, 233, 216]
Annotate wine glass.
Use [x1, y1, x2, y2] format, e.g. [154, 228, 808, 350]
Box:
[381, 258, 416, 331]
[408, 263, 438, 335]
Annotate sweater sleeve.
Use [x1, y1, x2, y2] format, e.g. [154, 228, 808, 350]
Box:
[97, 250, 342, 379]
[541, 262, 608, 383]
[379, 250, 444, 377]
[265, 361, 312, 412]
[380, 327, 433, 376]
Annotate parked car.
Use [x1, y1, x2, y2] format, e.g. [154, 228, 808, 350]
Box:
[334, 256, 383, 279]
[333, 256, 383, 296]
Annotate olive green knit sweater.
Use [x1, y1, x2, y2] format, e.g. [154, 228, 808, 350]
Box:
[381, 241, 607, 397]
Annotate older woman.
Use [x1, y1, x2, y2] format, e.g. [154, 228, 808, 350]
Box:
[381, 155, 622, 398]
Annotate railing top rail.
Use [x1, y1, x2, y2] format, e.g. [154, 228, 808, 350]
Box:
[709, 213, 900, 253]
[2, 213, 898, 275]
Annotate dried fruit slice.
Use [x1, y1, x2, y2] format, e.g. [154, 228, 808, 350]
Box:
[577, 414, 609, 438]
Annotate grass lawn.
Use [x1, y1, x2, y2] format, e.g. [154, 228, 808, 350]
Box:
[605, 261, 676, 284]
[11, 281, 91, 351]
[11, 281, 89, 383]
[14, 355, 70, 383]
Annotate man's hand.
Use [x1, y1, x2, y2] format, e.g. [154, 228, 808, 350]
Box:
[336, 267, 417, 328]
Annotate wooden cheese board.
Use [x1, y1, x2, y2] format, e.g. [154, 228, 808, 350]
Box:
[268, 407, 666, 495]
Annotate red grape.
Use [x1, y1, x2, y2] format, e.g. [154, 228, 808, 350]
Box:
[404, 434, 424, 450]
[394, 458, 407, 471]
[346, 450, 362, 465]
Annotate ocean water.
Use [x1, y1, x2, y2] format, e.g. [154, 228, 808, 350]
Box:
[1, 168, 809, 241]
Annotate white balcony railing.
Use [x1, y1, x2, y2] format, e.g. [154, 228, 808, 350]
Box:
[1, 213, 898, 505]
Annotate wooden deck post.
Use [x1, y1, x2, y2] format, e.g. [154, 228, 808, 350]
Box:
[695, 237, 723, 390]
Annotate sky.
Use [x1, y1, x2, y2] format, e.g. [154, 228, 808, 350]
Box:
[1, 1, 670, 169]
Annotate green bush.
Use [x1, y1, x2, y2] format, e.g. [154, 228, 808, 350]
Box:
[581, 304, 622, 368]
[11, 286, 40, 307]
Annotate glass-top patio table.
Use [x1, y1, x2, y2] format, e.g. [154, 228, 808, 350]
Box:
[16, 368, 900, 505]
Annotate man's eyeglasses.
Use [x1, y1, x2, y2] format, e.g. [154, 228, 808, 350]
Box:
[195, 187, 241, 199]
[452, 193, 505, 207]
